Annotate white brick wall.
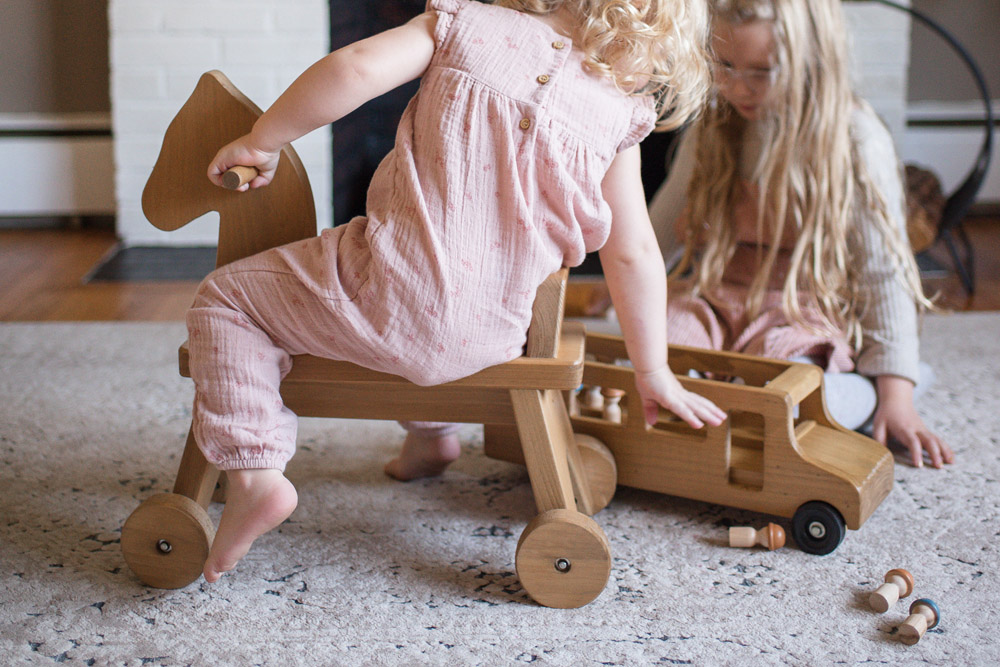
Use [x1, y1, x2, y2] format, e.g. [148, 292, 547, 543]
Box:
[109, 0, 331, 246]
[843, 0, 912, 143]
[108, 1, 913, 246]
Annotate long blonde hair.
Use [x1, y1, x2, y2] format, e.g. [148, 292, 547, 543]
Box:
[676, 0, 929, 347]
[490, 0, 712, 129]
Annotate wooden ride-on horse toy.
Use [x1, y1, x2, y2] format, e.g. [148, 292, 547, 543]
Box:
[120, 71, 618, 608]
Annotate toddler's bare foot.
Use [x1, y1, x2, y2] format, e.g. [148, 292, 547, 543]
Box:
[203, 468, 297, 583]
[384, 432, 461, 481]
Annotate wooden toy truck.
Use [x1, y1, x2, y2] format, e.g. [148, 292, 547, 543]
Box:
[485, 331, 895, 555]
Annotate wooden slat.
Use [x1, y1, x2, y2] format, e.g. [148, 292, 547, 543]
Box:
[526, 269, 567, 358]
[765, 363, 822, 405]
[172, 428, 221, 509]
[511, 389, 578, 513]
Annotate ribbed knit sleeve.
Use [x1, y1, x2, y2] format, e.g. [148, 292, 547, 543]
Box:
[850, 105, 922, 384]
[647, 125, 697, 270]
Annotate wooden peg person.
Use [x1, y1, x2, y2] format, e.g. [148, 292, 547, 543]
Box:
[728, 522, 785, 550]
[601, 387, 625, 423]
[899, 598, 940, 645]
[869, 568, 914, 613]
[582, 385, 604, 410]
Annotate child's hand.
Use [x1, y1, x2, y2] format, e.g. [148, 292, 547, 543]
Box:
[633, 366, 726, 429]
[207, 134, 281, 191]
[873, 375, 953, 469]
[584, 282, 613, 316]
[873, 399, 954, 469]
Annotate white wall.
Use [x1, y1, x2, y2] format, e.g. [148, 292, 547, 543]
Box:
[109, 0, 331, 246]
[108, 1, 949, 246]
[844, 1, 911, 144]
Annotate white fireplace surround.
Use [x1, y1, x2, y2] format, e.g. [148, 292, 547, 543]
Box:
[109, 1, 916, 247]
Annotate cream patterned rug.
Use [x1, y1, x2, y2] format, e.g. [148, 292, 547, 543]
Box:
[1, 314, 998, 665]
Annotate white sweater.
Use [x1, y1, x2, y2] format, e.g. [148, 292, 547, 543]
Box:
[647, 104, 921, 384]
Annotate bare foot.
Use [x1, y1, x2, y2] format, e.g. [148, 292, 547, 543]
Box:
[203, 469, 297, 583]
[384, 432, 461, 481]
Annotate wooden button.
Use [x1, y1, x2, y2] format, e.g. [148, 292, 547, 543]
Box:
[552, 41, 565, 50]
[519, 118, 531, 130]
[536, 74, 550, 84]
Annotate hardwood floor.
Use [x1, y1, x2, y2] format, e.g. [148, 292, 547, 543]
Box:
[1, 216, 997, 322]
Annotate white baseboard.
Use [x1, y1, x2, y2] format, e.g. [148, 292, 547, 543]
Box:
[0, 113, 115, 217]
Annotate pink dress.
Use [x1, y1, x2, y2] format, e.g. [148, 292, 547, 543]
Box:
[186, 0, 656, 470]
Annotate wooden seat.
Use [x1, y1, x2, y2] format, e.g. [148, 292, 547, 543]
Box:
[121, 70, 613, 609]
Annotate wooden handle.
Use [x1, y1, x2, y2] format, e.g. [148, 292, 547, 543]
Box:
[222, 165, 259, 190]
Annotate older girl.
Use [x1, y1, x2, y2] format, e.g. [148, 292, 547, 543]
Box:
[645, 0, 953, 468]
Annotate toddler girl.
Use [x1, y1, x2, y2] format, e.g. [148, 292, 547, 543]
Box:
[193, 0, 725, 583]
[641, 0, 953, 469]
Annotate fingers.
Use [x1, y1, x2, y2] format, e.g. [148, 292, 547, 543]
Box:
[894, 425, 954, 469]
[902, 431, 924, 468]
[938, 437, 955, 465]
[646, 391, 725, 430]
[919, 430, 954, 469]
[872, 418, 888, 447]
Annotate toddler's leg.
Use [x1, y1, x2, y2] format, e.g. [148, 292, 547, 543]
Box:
[385, 422, 463, 481]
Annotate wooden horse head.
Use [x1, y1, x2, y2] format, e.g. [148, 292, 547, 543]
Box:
[142, 71, 318, 268]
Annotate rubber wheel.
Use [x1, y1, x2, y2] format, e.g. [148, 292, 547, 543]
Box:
[121, 493, 215, 588]
[515, 509, 611, 608]
[791, 501, 846, 555]
[575, 434, 617, 515]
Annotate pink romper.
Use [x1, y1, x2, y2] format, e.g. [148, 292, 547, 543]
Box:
[186, 0, 656, 470]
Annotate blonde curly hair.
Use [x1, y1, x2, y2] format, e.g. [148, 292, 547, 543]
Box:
[490, 0, 712, 130]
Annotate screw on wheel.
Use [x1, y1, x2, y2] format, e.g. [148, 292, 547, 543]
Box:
[791, 501, 846, 555]
[515, 509, 611, 608]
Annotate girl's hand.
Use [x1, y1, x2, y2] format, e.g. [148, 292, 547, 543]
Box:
[584, 282, 613, 316]
[207, 134, 281, 191]
[633, 366, 727, 429]
[873, 375, 954, 468]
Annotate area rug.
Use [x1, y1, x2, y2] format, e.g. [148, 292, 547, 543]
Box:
[2, 314, 998, 665]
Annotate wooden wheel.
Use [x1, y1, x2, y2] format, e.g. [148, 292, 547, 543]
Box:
[121, 493, 215, 589]
[515, 509, 611, 608]
[574, 434, 617, 515]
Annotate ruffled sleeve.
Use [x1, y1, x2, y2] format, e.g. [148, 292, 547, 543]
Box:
[617, 95, 657, 153]
[425, 0, 462, 11]
[425, 0, 463, 48]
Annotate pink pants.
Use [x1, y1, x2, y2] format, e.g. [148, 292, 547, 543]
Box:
[666, 280, 855, 372]
[186, 249, 461, 472]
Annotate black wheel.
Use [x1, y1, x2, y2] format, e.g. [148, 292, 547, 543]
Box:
[791, 501, 845, 555]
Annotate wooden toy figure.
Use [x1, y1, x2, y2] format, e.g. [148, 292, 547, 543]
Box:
[600, 387, 625, 423]
[869, 568, 915, 613]
[728, 522, 785, 550]
[582, 385, 604, 411]
[899, 598, 940, 644]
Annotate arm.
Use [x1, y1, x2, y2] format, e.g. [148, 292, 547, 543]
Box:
[586, 128, 696, 315]
[850, 106, 952, 467]
[598, 145, 726, 429]
[208, 12, 438, 189]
